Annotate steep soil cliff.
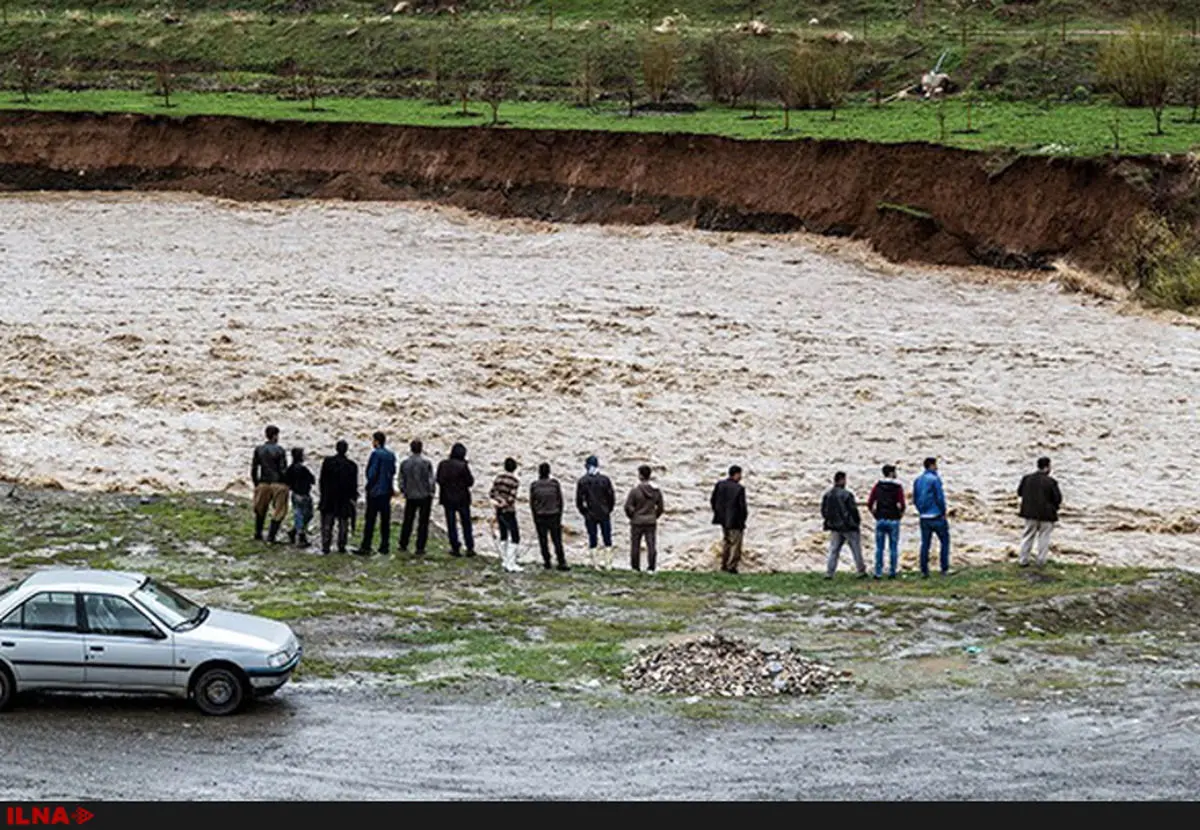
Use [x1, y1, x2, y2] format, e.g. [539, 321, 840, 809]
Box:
[0, 110, 1173, 269]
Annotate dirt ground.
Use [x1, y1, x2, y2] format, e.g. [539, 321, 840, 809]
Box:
[0, 192, 1197, 573]
[2, 682, 1199, 800]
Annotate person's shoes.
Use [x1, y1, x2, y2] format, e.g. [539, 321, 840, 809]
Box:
[920, 572, 930, 579]
[415, 549, 426, 557]
[465, 549, 477, 558]
[321, 548, 331, 555]
[543, 561, 552, 570]
[267, 520, 283, 544]
[254, 516, 265, 542]
[856, 571, 869, 579]
[297, 534, 310, 549]
[728, 567, 738, 575]
[823, 574, 833, 580]
[350, 548, 371, 557]
[377, 549, 389, 556]
[556, 563, 570, 572]
[1018, 561, 1030, 568]
[337, 546, 347, 554]
[287, 528, 297, 545]
[941, 569, 954, 577]
[449, 549, 463, 558]
[887, 572, 897, 579]
[399, 547, 408, 555]
[873, 574, 882, 580]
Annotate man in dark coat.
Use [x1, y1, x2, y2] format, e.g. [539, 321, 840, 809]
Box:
[821, 471, 866, 579]
[1017, 456, 1063, 568]
[436, 442, 476, 557]
[355, 431, 397, 557]
[531, 462, 569, 571]
[318, 440, 358, 555]
[575, 455, 616, 569]
[624, 465, 665, 573]
[710, 465, 748, 574]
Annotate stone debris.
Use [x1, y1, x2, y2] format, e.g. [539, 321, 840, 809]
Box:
[623, 634, 849, 698]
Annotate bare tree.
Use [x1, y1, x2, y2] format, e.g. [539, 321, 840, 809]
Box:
[787, 42, 854, 120]
[302, 69, 319, 111]
[155, 62, 175, 108]
[14, 48, 40, 103]
[481, 66, 509, 125]
[640, 34, 682, 105]
[1098, 15, 1185, 135]
[277, 57, 301, 101]
[576, 47, 600, 107]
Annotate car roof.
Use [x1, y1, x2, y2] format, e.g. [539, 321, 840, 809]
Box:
[21, 569, 147, 595]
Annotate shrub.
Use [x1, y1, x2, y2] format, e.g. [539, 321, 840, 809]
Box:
[1115, 213, 1200, 311]
[783, 43, 854, 120]
[1097, 16, 1185, 135]
[640, 34, 683, 105]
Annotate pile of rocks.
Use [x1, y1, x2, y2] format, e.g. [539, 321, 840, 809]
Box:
[623, 634, 848, 698]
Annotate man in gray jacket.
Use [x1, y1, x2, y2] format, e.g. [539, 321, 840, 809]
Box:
[821, 471, 867, 579]
[398, 439, 435, 558]
[530, 462, 569, 571]
[624, 465, 665, 573]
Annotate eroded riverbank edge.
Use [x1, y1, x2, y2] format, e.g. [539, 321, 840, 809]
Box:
[0, 109, 1191, 271]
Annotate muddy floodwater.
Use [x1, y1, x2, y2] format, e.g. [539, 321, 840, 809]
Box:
[0, 192, 1197, 572]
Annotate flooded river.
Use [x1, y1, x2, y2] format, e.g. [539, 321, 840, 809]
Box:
[0, 192, 1197, 571]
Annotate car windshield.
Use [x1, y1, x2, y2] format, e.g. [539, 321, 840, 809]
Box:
[133, 577, 205, 630]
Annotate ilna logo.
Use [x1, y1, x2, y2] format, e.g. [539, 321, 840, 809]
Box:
[5, 807, 93, 825]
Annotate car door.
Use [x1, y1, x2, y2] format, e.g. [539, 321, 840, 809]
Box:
[80, 593, 175, 690]
[0, 592, 86, 688]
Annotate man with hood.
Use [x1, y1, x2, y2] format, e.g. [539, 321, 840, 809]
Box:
[624, 465, 665, 573]
[575, 454, 616, 569]
[436, 442, 476, 557]
[318, 439, 358, 555]
[821, 471, 867, 579]
[710, 465, 748, 574]
[251, 424, 289, 544]
[530, 462, 569, 571]
[398, 439, 436, 558]
[355, 431, 397, 557]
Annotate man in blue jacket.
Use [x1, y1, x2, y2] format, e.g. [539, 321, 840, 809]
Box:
[912, 456, 951, 577]
[355, 431, 397, 557]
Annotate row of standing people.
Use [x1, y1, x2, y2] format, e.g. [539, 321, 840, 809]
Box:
[820, 456, 1064, 579]
[252, 426, 1063, 575]
[249, 427, 671, 571]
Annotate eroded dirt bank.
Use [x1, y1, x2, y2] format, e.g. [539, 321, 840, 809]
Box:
[0, 110, 1169, 268]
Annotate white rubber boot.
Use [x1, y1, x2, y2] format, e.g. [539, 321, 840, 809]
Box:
[504, 541, 523, 572]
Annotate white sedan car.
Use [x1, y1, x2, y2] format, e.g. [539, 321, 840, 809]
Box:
[0, 569, 302, 716]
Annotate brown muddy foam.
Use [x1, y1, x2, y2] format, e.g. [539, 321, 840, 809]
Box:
[0, 192, 1197, 572]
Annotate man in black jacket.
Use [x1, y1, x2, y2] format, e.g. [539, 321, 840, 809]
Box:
[531, 462, 569, 571]
[1017, 456, 1063, 568]
[821, 471, 866, 579]
[251, 424, 289, 543]
[318, 440, 358, 555]
[710, 465, 748, 574]
[575, 455, 616, 570]
[436, 442, 476, 557]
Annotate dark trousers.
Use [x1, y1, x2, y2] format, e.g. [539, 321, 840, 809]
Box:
[399, 496, 433, 553]
[585, 516, 613, 548]
[360, 493, 392, 554]
[496, 509, 520, 544]
[919, 517, 951, 575]
[444, 504, 474, 553]
[630, 524, 658, 571]
[320, 511, 350, 553]
[534, 514, 566, 567]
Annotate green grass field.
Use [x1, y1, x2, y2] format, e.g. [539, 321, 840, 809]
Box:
[5, 86, 1199, 156]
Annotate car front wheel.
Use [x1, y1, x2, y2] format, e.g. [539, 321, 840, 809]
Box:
[192, 667, 246, 716]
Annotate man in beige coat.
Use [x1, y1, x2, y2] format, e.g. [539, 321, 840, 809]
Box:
[624, 465, 665, 573]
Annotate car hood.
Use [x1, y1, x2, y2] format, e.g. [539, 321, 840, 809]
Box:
[182, 608, 296, 654]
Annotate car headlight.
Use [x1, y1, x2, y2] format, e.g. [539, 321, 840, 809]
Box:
[267, 651, 291, 668]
